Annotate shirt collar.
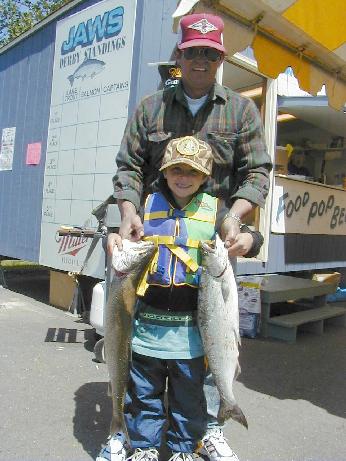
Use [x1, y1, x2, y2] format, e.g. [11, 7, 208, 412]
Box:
[174, 81, 227, 104]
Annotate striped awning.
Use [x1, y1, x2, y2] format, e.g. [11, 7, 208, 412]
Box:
[173, 0, 346, 110]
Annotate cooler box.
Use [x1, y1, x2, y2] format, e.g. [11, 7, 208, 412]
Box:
[90, 281, 106, 336]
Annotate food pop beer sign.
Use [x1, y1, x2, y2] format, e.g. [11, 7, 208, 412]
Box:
[272, 176, 346, 235]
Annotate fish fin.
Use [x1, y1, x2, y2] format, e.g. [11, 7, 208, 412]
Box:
[217, 401, 248, 429]
[234, 361, 241, 380]
[67, 75, 74, 86]
[221, 278, 230, 302]
[234, 327, 241, 346]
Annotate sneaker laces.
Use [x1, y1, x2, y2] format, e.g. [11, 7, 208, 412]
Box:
[168, 453, 194, 461]
[202, 428, 238, 459]
[109, 432, 131, 450]
[203, 428, 224, 441]
[127, 448, 159, 461]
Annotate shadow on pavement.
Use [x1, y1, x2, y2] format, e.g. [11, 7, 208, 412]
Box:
[4, 270, 50, 304]
[238, 325, 346, 419]
[43, 325, 97, 351]
[74, 382, 112, 459]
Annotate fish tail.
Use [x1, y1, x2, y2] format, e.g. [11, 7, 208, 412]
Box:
[67, 74, 74, 86]
[217, 401, 248, 429]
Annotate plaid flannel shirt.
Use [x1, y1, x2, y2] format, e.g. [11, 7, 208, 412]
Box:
[113, 82, 272, 210]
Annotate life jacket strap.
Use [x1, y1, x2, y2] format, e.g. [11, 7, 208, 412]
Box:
[144, 210, 215, 223]
[143, 235, 213, 249]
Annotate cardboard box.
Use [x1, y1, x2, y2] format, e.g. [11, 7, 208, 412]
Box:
[49, 270, 76, 310]
[239, 310, 260, 339]
[275, 146, 288, 175]
[237, 276, 264, 338]
[237, 276, 264, 314]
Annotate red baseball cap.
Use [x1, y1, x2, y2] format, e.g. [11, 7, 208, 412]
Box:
[177, 13, 226, 53]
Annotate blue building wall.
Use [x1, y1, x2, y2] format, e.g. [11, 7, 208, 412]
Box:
[0, 0, 177, 263]
[0, 19, 56, 261]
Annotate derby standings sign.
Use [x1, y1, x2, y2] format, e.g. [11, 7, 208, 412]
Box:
[272, 176, 346, 235]
[61, 7, 124, 54]
[39, 0, 137, 277]
[59, 6, 126, 72]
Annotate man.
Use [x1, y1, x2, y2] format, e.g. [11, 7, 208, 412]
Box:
[103, 12, 271, 461]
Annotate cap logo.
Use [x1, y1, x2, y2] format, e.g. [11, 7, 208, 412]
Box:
[169, 67, 182, 78]
[188, 18, 218, 35]
[176, 136, 200, 156]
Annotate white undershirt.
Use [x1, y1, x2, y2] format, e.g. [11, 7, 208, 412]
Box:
[184, 92, 208, 116]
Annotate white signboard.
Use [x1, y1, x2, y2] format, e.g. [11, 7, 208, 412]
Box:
[39, 0, 137, 277]
[0, 127, 16, 171]
[272, 176, 346, 235]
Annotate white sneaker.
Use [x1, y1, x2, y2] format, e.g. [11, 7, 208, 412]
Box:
[127, 448, 159, 461]
[97, 432, 131, 461]
[168, 452, 195, 461]
[197, 428, 240, 461]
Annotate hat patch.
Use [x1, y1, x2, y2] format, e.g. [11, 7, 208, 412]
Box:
[176, 136, 200, 156]
[188, 18, 218, 35]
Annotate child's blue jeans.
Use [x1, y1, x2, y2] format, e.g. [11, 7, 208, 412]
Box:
[124, 352, 207, 453]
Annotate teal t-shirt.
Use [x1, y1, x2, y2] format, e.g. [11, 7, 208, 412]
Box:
[131, 301, 204, 359]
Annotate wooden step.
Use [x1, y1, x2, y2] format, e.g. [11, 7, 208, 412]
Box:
[266, 305, 346, 342]
[268, 305, 346, 327]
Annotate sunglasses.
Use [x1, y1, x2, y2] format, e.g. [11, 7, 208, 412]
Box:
[182, 47, 223, 62]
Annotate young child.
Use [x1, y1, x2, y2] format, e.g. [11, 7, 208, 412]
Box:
[97, 136, 263, 461]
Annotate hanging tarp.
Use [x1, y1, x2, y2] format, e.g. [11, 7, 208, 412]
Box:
[173, 0, 346, 110]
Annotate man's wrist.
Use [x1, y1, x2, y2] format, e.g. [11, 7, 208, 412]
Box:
[223, 211, 242, 225]
[118, 199, 137, 218]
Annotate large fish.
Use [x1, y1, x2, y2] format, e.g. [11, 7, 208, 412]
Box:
[198, 235, 248, 428]
[104, 239, 155, 438]
[68, 58, 105, 86]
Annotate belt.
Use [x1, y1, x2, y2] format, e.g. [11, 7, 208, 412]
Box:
[137, 302, 197, 327]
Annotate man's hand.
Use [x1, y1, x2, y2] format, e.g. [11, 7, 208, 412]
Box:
[107, 215, 144, 256]
[220, 216, 241, 249]
[220, 199, 256, 257]
[106, 200, 144, 256]
[107, 232, 123, 255]
[119, 214, 144, 241]
[227, 232, 254, 258]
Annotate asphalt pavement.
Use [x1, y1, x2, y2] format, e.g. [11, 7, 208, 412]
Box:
[0, 271, 345, 461]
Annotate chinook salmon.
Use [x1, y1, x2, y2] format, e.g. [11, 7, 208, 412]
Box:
[104, 239, 155, 438]
[198, 235, 248, 429]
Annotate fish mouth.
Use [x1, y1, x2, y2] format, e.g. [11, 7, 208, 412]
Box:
[200, 240, 216, 255]
[133, 241, 155, 253]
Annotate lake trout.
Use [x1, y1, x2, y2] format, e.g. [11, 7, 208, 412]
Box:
[198, 235, 248, 428]
[104, 239, 155, 438]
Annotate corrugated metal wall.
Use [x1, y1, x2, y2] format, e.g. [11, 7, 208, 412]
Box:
[0, 0, 177, 263]
[238, 233, 346, 275]
[0, 21, 55, 261]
